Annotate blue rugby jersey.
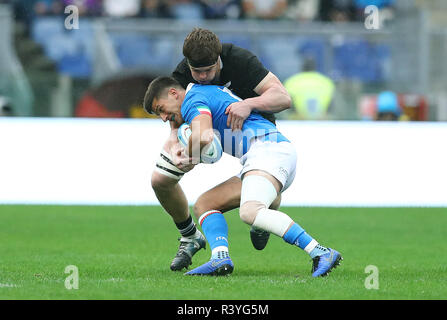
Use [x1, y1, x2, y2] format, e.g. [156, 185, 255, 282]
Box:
[181, 83, 289, 158]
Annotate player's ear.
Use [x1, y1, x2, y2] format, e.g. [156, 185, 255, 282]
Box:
[168, 87, 176, 97]
[172, 88, 182, 100]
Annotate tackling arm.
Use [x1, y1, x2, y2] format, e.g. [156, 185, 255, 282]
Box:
[166, 121, 196, 173]
[249, 71, 292, 113]
[225, 72, 291, 130]
[188, 114, 214, 162]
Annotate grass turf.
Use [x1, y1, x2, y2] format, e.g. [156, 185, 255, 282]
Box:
[0, 205, 446, 300]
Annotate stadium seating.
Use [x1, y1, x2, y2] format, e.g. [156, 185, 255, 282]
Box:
[109, 33, 152, 68]
[31, 17, 94, 78]
[58, 54, 91, 78]
[30, 17, 391, 82]
[31, 17, 64, 45]
[218, 34, 252, 52]
[170, 2, 204, 21]
[258, 36, 301, 80]
[109, 33, 176, 70]
[333, 39, 391, 83]
[298, 38, 326, 73]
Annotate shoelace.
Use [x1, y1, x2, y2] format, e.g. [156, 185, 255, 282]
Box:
[176, 237, 198, 257]
[178, 237, 195, 243]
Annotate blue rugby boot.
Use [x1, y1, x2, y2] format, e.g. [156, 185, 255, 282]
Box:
[170, 234, 206, 271]
[311, 248, 342, 277]
[184, 257, 234, 276]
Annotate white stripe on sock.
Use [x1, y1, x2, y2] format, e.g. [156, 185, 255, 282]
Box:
[198, 210, 221, 226]
[303, 239, 319, 254]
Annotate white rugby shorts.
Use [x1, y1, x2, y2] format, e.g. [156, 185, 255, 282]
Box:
[238, 140, 297, 192]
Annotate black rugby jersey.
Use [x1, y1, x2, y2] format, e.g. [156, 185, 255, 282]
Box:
[172, 43, 276, 124]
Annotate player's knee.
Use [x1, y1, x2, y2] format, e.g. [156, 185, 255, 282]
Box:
[151, 171, 177, 191]
[239, 201, 266, 225]
[194, 184, 240, 217]
[269, 195, 281, 210]
[194, 194, 223, 219]
[193, 199, 206, 220]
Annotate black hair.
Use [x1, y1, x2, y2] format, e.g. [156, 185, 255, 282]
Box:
[143, 76, 182, 114]
[183, 28, 222, 68]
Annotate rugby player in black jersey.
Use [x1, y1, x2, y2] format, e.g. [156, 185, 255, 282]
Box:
[150, 28, 291, 271]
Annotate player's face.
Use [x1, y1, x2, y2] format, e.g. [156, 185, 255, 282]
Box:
[189, 61, 220, 84]
[152, 88, 183, 126]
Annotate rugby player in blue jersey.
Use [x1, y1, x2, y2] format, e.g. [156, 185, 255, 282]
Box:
[152, 28, 291, 272]
[143, 76, 342, 277]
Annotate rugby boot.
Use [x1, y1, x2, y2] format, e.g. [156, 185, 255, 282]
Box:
[311, 248, 342, 277]
[184, 257, 234, 276]
[250, 226, 270, 250]
[170, 233, 206, 271]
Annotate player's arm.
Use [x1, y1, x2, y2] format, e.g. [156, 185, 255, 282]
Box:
[225, 72, 291, 130]
[166, 117, 196, 173]
[251, 72, 292, 113]
[188, 114, 214, 162]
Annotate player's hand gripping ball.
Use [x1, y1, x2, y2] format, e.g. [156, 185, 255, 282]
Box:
[177, 123, 222, 164]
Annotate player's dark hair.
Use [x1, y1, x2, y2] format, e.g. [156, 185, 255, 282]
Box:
[183, 28, 222, 68]
[143, 76, 182, 114]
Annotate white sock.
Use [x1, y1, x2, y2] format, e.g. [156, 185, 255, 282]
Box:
[211, 246, 229, 259]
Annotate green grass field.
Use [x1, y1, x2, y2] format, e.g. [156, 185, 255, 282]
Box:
[1, 205, 446, 300]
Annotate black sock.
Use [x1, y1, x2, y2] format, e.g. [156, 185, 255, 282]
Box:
[175, 215, 197, 237]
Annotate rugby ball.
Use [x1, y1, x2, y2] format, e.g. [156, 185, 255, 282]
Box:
[177, 123, 222, 164]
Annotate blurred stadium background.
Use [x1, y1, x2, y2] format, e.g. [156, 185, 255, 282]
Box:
[1, 0, 447, 208]
[1, 1, 447, 301]
[1, 0, 446, 120]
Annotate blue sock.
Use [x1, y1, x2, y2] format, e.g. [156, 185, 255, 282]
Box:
[199, 210, 229, 259]
[283, 223, 313, 250]
[283, 223, 329, 258]
[309, 244, 329, 259]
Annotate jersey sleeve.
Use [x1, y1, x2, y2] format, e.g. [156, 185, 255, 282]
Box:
[181, 92, 213, 124]
[229, 45, 269, 91]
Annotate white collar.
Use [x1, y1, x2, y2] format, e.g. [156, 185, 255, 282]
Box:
[185, 82, 195, 94]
